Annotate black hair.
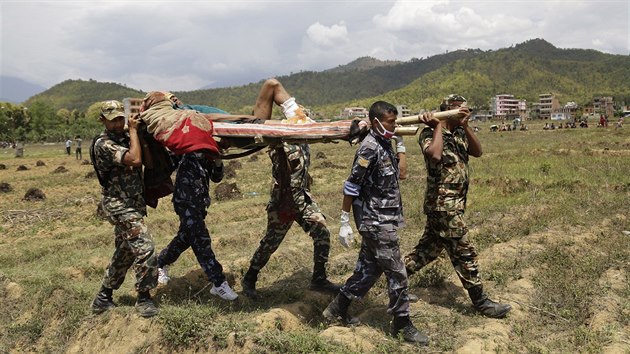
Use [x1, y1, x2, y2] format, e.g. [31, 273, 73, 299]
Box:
[439, 102, 448, 112]
[368, 101, 397, 121]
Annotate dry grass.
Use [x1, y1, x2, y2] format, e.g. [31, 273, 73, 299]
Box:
[0, 121, 629, 353]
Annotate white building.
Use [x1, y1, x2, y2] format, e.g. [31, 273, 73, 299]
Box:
[490, 94, 527, 120]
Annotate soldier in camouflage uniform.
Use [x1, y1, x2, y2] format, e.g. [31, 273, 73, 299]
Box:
[241, 142, 341, 297]
[155, 94, 238, 301]
[323, 101, 428, 345]
[90, 100, 159, 318]
[404, 94, 511, 319]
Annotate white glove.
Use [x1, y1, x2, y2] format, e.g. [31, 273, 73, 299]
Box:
[338, 210, 354, 249]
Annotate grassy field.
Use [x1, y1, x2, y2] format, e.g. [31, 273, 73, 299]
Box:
[0, 121, 628, 353]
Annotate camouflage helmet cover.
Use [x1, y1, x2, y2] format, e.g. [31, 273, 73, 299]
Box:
[100, 100, 125, 121]
[443, 94, 467, 105]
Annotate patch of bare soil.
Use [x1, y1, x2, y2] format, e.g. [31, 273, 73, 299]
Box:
[224, 166, 237, 179]
[227, 160, 242, 170]
[588, 268, 629, 353]
[65, 312, 162, 354]
[23, 188, 46, 201]
[215, 182, 241, 201]
[315, 151, 327, 159]
[319, 326, 382, 352]
[0, 182, 12, 193]
[52, 166, 68, 173]
[319, 160, 346, 169]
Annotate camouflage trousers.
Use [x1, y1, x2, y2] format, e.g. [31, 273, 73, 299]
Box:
[248, 190, 330, 280]
[101, 212, 158, 292]
[158, 207, 225, 286]
[404, 211, 481, 289]
[340, 229, 410, 317]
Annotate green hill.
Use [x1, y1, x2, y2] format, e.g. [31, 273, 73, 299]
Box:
[21, 38, 630, 118]
[24, 79, 145, 112]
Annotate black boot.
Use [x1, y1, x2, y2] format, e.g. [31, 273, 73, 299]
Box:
[468, 286, 512, 319]
[322, 293, 360, 326]
[310, 262, 341, 294]
[241, 268, 259, 299]
[391, 316, 429, 345]
[135, 291, 159, 318]
[91, 286, 116, 314]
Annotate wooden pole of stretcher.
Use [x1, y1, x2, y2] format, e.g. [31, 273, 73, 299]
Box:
[395, 108, 466, 126]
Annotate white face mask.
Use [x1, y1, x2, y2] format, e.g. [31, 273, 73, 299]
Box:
[373, 118, 395, 139]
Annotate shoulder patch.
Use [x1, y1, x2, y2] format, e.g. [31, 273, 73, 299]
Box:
[357, 156, 370, 168]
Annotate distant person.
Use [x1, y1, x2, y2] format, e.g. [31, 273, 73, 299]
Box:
[323, 101, 428, 345]
[14, 140, 24, 157]
[75, 135, 83, 160]
[616, 118, 623, 129]
[90, 100, 159, 318]
[65, 138, 72, 155]
[404, 94, 511, 319]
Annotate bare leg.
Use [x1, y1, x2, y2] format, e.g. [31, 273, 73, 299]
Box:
[253, 78, 292, 119]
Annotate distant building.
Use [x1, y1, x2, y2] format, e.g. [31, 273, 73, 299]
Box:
[490, 94, 528, 120]
[340, 107, 368, 119]
[123, 97, 143, 117]
[533, 93, 561, 119]
[472, 110, 492, 121]
[593, 96, 614, 117]
[395, 105, 411, 118]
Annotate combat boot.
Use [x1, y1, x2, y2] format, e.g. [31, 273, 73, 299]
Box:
[135, 291, 159, 318]
[310, 262, 341, 294]
[468, 286, 512, 319]
[91, 286, 116, 314]
[322, 293, 360, 326]
[391, 316, 429, 345]
[241, 268, 259, 299]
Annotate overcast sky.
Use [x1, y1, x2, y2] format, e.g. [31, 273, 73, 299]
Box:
[1, 0, 628, 92]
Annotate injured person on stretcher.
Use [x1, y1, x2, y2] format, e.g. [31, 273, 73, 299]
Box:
[138, 79, 368, 158]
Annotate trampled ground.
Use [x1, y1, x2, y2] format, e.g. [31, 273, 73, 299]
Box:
[1, 122, 628, 353]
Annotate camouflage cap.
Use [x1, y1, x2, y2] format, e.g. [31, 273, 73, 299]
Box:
[443, 94, 467, 104]
[100, 100, 125, 121]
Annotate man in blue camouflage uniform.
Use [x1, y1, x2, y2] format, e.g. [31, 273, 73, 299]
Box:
[323, 101, 428, 345]
[90, 100, 159, 318]
[404, 94, 511, 319]
[241, 142, 341, 297]
[155, 94, 238, 301]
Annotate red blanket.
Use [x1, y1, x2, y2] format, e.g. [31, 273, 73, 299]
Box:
[140, 99, 220, 155]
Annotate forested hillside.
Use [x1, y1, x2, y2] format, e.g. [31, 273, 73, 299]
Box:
[313, 40, 630, 117]
[5, 38, 630, 142]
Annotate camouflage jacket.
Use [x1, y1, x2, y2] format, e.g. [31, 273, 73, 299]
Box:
[345, 131, 404, 231]
[269, 143, 312, 195]
[419, 126, 469, 213]
[92, 131, 146, 217]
